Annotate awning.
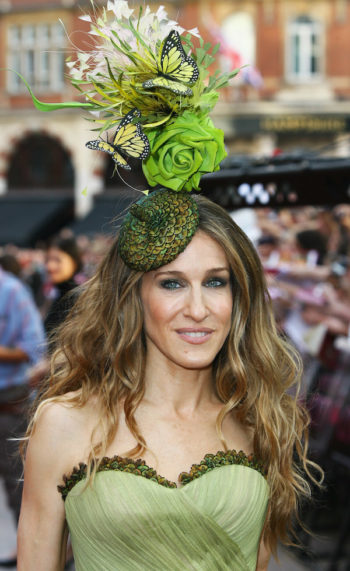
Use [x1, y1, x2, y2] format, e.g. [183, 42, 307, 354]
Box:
[71, 193, 137, 236]
[201, 156, 350, 208]
[0, 194, 74, 247]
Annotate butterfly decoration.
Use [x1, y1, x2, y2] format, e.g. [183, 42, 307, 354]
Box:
[143, 30, 199, 96]
[85, 108, 150, 170]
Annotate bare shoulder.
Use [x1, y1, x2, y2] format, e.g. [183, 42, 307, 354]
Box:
[29, 392, 100, 478]
[35, 392, 87, 427]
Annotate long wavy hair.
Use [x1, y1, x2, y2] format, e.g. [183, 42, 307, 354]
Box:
[25, 194, 320, 552]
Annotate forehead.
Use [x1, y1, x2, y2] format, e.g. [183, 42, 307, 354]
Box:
[154, 231, 228, 274]
[47, 247, 71, 260]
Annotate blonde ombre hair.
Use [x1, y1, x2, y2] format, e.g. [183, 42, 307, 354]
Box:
[25, 194, 320, 552]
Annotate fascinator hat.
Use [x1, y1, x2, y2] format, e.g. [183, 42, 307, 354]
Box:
[23, 1, 239, 271]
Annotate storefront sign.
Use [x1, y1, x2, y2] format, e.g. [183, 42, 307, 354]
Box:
[232, 115, 350, 134]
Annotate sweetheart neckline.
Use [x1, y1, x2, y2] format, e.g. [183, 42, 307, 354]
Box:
[59, 449, 267, 500]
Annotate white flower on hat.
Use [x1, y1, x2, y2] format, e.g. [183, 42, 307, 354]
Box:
[107, 0, 134, 20]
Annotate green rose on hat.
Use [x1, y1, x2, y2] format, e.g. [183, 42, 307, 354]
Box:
[142, 110, 227, 192]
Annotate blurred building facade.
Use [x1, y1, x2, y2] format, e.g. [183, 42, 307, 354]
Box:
[0, 0, 98, 220]
[211, 0, 350, 161]
[1, 0, 350, 226]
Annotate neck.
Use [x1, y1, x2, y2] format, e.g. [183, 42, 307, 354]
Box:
[142, 357, 217, 418]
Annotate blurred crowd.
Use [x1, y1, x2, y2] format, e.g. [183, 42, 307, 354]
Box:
[1, 203, 350, 390]
[256, 204, 350, 354]
[0, 232, 111, 313]
[247, 203, 350, 568]
[1, 203, 350, 394]
[0, 204, 349, 567]
[2, 205, 350, 351]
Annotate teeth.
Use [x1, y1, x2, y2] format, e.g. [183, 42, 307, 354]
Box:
[183, 332, 207, 337]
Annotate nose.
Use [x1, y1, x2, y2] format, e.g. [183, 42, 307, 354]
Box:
[183, 286, 209, 322]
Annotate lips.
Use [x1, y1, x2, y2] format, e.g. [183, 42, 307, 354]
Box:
[176, 328, 214, 344]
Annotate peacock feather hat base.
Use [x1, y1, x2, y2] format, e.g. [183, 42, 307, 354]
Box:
[119, 189, 199, 272]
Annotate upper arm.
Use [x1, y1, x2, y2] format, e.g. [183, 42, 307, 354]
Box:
[256, 509, 271, 571]
[256, 537, 271, 571]
[17, 402, 77, 571]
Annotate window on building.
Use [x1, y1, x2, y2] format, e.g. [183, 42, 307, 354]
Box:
[7, 134, 74, 190]
[286, 16, 323, 82]
[220, 12, 256, 77]
[7, 23, 66, 93]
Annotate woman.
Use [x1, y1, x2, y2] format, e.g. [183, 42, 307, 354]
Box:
[18, 194, 319, 570]
[44, 236, 82, 341]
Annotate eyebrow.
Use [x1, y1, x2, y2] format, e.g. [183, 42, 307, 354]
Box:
[155, 267, 230, 277]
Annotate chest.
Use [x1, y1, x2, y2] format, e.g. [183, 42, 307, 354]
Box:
[105, 408, 253, 484]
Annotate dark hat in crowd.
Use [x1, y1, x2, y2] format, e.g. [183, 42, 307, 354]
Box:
[296, 230, 327, 265]
[257, 235, 279, 247]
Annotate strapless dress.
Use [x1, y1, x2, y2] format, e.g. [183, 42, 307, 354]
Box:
[59, 450, 269, 570]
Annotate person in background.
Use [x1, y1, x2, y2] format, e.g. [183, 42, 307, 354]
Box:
[256, 235, 280, 265]
[0, 266, 45, 568]
[295, 229, 328, 267]
[0, 255, 22, 280]
[44, 237, 83, 344]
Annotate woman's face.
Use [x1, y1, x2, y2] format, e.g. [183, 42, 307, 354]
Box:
[140, 231, 233, 371]
[46, 247, 77, 284]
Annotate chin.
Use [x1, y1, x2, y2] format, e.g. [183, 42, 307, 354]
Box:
[175, 356, 215, 370]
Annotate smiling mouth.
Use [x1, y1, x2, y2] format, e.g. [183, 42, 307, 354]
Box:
[176, 329, 214, 343]
[182, 332, 207, 338]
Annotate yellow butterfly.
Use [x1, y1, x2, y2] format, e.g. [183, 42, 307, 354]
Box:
[143, 30, 199, 96]
[85, 108, 150, 170]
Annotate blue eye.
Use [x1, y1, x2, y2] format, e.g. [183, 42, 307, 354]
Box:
[206, 278, 228, 288]
[160, 279, 182, 290]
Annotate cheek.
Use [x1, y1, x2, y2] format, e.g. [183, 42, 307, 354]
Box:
[142, 293, 165, 332]
[216, 297, 233, 330]
[55, 264, 66, 278]
[63, 259, 76, 275]
[143, 302, 161, 330]
[142, 293, 179, 333]
[48, 263, 60, 275]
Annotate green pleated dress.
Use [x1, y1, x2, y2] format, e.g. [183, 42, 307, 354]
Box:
[59, 451, 269, 571]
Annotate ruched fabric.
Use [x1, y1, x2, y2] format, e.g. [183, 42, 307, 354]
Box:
[64, 464, 269, 570]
